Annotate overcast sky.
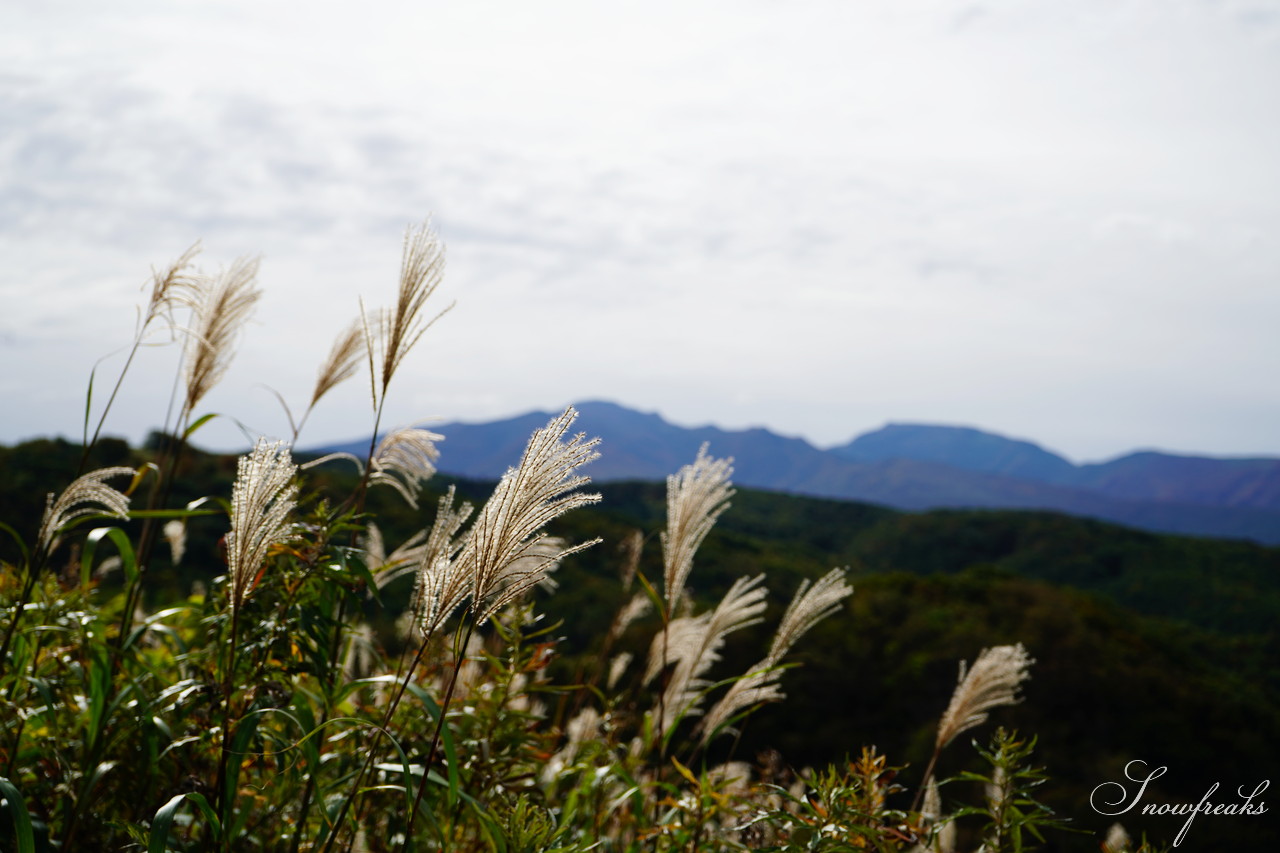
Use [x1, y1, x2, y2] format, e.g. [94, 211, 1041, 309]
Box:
[2, 0, 1278, 464]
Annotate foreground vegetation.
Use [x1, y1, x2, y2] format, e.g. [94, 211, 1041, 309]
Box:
[0, 225, 1227, 850]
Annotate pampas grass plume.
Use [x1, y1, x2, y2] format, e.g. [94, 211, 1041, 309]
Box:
[36, 466, 136, 557]
[226, 439, 298, 610]
[935, 643, 1033, 750]
[662, 444, 733, 614]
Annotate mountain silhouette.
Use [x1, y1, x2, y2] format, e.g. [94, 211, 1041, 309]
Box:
[314, 401, 1280, 544]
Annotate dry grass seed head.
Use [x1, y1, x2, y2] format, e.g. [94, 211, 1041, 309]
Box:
[662, 444, 733, 614]
[163, 519, 187, 566]
[37, 466, 136, 557]
[365, 220, 453, 407]
[368, 425, 443, 508]
[935, 643, 1033, 749]
[700, 569, 850, 743]
[698, 663, 784, 744]
[457, 407, 600, 624]
[226, 439, 298, 611]
[651, 574, 768, 733]
[309, 318, 365, 410]
[410, 486, 476, 637]
[140, 243, 201, 336]
[180, 255, 262, 416]
[767, 567, 853, 664]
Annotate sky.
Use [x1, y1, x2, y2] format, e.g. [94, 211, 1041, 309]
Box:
[2, 0, 1278, 464]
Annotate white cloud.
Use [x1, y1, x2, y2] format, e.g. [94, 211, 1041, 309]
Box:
[1, 0, 1278, 462]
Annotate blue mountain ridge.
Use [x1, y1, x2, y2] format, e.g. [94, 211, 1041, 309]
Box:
[314, 400, 1280, 545]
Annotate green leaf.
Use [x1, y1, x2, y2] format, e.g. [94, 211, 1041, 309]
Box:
[0, 521, 30, 567]
[0, 777, 36, 853]
[183, 412, 219, 439]
[81, 526, 138, 587]
[148, 791, 222, 853]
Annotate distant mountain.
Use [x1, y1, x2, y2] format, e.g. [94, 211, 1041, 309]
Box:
[313, 401, 1280, 544]
[838, 423, 1280, 511]
[831, 423, 1077, 483]
[1071, 451, 1280, 509]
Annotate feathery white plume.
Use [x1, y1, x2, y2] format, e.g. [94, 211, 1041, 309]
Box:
[368, 425, 443, 508]
[179, 256, 261, 416]
[700, 568, 852, 743]
[163, 519, 187, 566]
[363, 220, 453, 408]
[662, 445, 733, 614]
[650, 574, 768, 734]
[37, 467, 136, 557]
[1102, 823, 1131, 853]
[309, 318, 365, 411]
[226, 439, 298, 611]
[458, 407, 601, 624]
[409, 487, 475, 637]
[935, 644, 1033, 749]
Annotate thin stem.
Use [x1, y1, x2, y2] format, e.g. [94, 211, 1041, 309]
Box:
[910, 745, 943, 815]
[214, 603, 243, 848]
[403, 619, 476, 850]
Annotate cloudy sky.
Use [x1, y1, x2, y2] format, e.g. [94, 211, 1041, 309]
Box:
[2, 0, 1278, 464]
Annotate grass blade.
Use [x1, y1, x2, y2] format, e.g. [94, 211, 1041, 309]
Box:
[0, 777, 35, 853]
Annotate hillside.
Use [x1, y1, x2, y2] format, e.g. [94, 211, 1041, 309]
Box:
[316, 401, 1280, 543]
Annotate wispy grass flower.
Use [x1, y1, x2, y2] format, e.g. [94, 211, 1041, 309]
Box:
[662, 445, 733, 615]
[456, 407, 601, 624]
[163, 519, 187, 566]
[36, 467, 136, 558]
[179, 256, 262, 419]
[309, 318, 365, 412]
[284, 318, 367, 441]
[363, 221, 452, 411]
[411, 487, 475, 637]
[226, 439, 298, 611]
[648, 573, 768, 734]
[700, 568, 853, 742]
[914, 643, 1034, 809]
[935, 644, 1033, 750]
[139, 243, 201, 338]
[368, 426, 443, 508]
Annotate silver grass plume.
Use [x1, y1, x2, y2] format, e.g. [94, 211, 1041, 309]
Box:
[180, 256, 262, 417]
[364, 220, 452, 408]
[648, 574, 768, 733]
[935, 644, 1033, 750]
[505, 535, 569, 593]
[540, 707, 603, 784]
[308, 318, 365, 411]
[921, 777, 942, 823]
[457, 407, 601, 624]
[767, 567, 852, 662]
[364, 522, 387, 571]
[411, 487, 475, 637]
[911, 779, 955, 853]
[368, 425, 443, 508]
[226, 439, 298, 611]
[662, 445, 733, 614]
[369, 524, 432, 590]
[607, 651, 634, 690]
[609, 592, 652, 641]
[36, 467, 136, 557]
[699, 568, 852, 743]
[139, 243, 200, 338]
[163, 519, 187, 566]
[1102, 823, 1131, 853]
